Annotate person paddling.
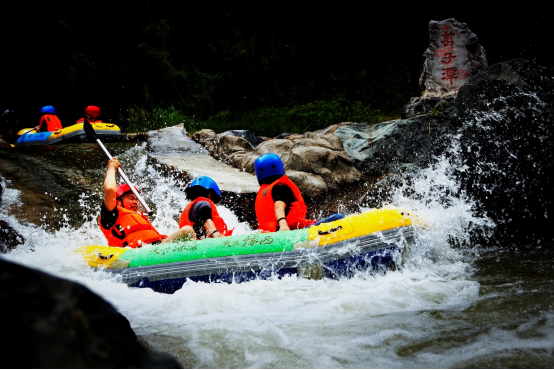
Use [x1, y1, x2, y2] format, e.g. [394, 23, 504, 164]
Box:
[254, 153, 316, 232]
[99, 157, 193, 248]
[35, 105, 63, 132]
[76, 105, 102, 124]
[179, 177, 233, 239]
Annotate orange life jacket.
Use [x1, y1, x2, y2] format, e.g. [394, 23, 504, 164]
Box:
[39, 114, 63, 132]
[179, 197, 233, 238]
[76, 118, 102, 124]
[255, 175, 316, 232]
[99, 206, 167, 248]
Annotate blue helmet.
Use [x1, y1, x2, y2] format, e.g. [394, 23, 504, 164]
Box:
[40, 105, 56, 114]
[186, 176, 221, 203]
[255, 153, 284, 183]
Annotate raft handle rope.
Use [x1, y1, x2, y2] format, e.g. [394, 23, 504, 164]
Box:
[318, 225, 343, 235]
[98, 253, 114, 260]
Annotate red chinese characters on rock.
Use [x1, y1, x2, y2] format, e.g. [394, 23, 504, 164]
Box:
[438, 24, 465, 86]
[442, 67, 458, 85]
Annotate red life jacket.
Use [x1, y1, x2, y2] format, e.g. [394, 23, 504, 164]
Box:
[255, 175, 316, 232]
[38, 114, 63, 132]
[179, 197, 233, 238]
[76, 118, 102, 124]
[99, 206, 167, 248]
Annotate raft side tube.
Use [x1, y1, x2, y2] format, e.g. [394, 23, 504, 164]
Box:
[14, 122, 122, 147]
[107, 226, 414, 285]
[120, 229, 308, 268]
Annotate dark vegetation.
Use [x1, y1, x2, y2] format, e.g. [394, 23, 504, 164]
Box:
[17, 6, 553, 137]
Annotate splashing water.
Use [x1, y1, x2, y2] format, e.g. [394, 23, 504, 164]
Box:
[2, 139, 552, 368]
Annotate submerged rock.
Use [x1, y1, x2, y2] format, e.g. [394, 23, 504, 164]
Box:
[456, 59, 554, 246]
[1, 259, 181, 368]
[0, 220, 25, 253]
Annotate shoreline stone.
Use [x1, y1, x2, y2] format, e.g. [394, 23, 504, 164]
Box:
[1, 258, 181, 368]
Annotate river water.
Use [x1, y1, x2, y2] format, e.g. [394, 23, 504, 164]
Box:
[1, 139, 553, 368]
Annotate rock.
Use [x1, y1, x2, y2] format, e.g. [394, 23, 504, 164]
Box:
[274, 132, 300, 139]
[207, 135, 254, 167]
[329, 104, 459, 175]
[0, 220, 25, 253]
[402, 96, 456, 118]
[239, 139, 293, 173]
[420, 18, 488, 99]
[238, 132, 361, 198]
[219, 130, 266, 147]
[286, 170, 329, 196]
[148, 127, 259, 194]
[1, 259, 181, 368]
[456, 59, 554, 246]
[191, 129, 217, 145]
[121, 132, 148, 142]
[146, 125, 259, 226]
[0, 138, 11, 149]
[282, 146, 360, 197]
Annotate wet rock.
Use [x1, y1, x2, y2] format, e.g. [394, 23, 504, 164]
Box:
[219, 129, 266, 147]
[420, 18, 488, 99]
[0, 220, 25, 253]
[326, 103, 459, 176]
[1, 259, 181, 368]
[121, 132, 148, 142]
[456, 59, 554, 246]
[147, 126, 258, 193]
[191, 128, 217, 145]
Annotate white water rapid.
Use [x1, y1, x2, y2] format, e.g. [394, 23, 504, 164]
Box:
[2, 140, 550, 368]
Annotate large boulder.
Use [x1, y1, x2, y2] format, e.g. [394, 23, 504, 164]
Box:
[420, 18, 488, 99]
[456, 59, 554, 246]
[239, 132, 361, 198]
[239, 138, 293, 173]
[192, 129, 255, 168]
[1, 259, 181, 368]
[324, 100, 459, 176]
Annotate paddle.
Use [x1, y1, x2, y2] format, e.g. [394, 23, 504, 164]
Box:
[21, 127, 38, 136]
[83, 118, 153, 216]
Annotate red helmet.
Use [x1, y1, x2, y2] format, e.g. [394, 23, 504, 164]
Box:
[85, 105, 101, 118]
[116, 184, 140, 198]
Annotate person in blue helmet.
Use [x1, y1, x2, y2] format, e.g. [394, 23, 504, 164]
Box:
[254, 153, 317, 232]
[35, 105, 63, 132]
[178, 176, 233, 239]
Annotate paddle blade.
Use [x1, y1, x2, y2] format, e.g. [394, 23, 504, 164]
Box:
[83, 118, 98, 141]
